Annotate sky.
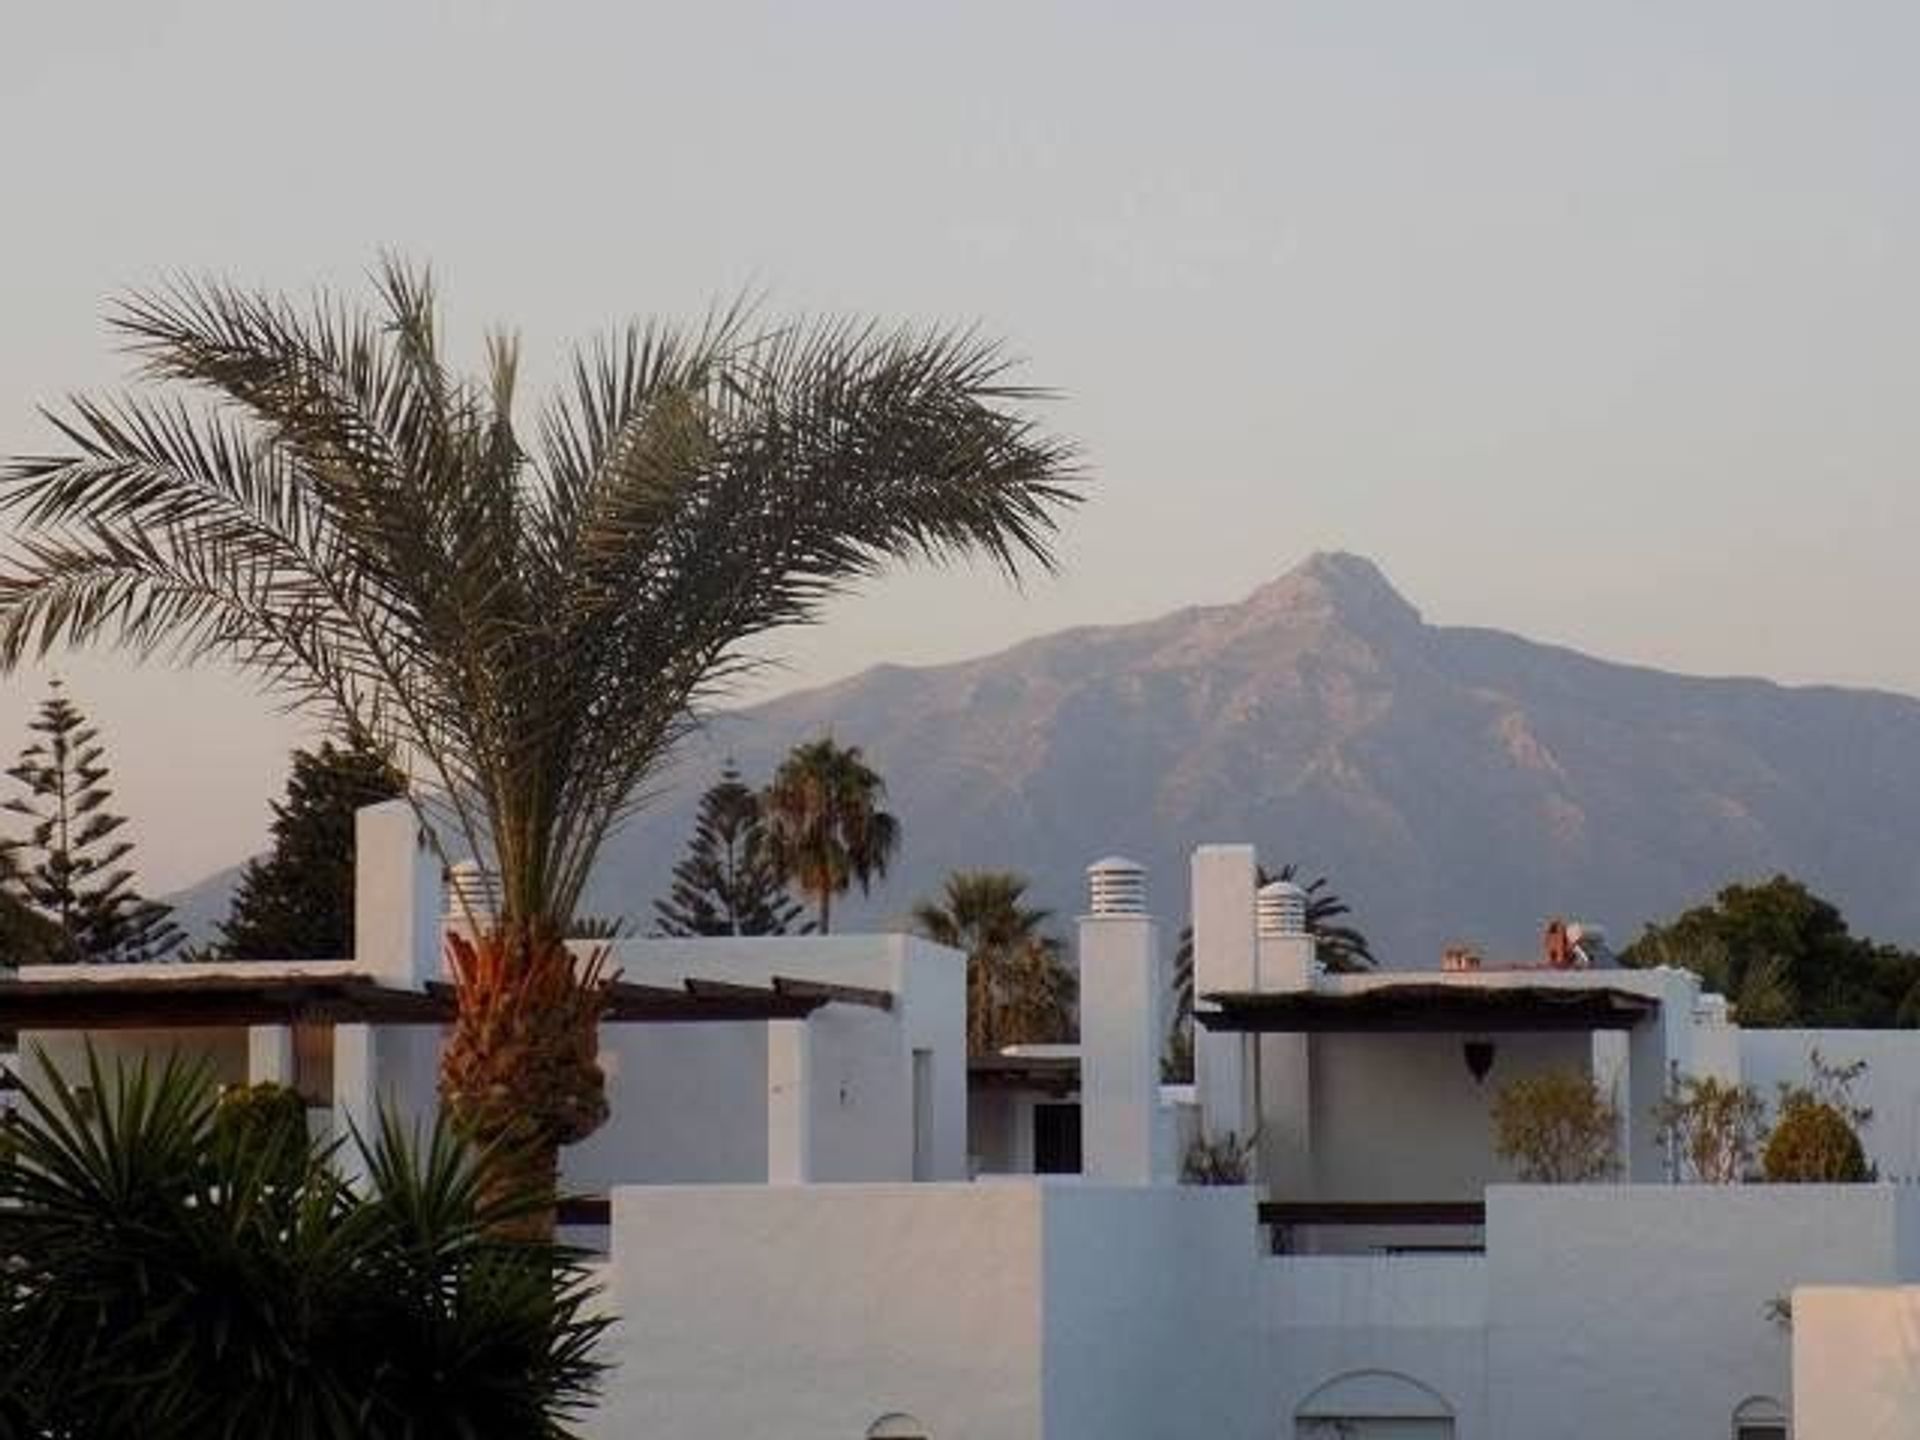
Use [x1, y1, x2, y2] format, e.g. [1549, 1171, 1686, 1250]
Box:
[1, 0, 1916, 892]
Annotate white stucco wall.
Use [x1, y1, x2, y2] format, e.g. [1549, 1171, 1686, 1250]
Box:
[590, 1183, 1049, 1439]
[1739, 1029, 1920, 1182]
[1486, 1185, 1920, 1438]
[1268, 1255, 1490, 1435]
[14, 932, 955, 1192]
[1040, 1185, 1263, 1438]
[580, 1180, 1920, 1440]
[1792, 1286, 1920, 1438]
[1303, 1030, 1592, 1202]
[21, 1024, 250, 1092]
[564, 1022, 766, 1188]
[590, 1181, 1264, 1440]
[603, 934, 968, 1183]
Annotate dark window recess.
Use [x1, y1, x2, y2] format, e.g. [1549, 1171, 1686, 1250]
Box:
[1033, 1102, 1082, 1174]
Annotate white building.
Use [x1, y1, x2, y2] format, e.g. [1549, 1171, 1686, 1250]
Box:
[4, 807, 1919, 1438]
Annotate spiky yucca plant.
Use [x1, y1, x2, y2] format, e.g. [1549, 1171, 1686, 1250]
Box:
[0, 261, 1079, 1210]
[0, 1049, 607, 1437]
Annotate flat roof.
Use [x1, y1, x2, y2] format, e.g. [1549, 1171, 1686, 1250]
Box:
[1196, 981, 1659, 1034]
[0, 971, 892, 1030]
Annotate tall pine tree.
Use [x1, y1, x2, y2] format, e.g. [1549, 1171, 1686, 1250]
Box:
[217, 736, 408, 960]
[654, 763, 807, 937]
[3, 681, 180, 963]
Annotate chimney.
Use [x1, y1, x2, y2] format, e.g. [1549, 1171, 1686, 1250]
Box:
[1191, 845, 1259, 1149]
[1543, 918, 1574, 969]
[1078, 857, 1161, 1184]
[1256, 878, 1317, 991]
[353, 801, 440, 987]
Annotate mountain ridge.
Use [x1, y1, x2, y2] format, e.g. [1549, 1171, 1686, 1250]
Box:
[168, 553, 1920, 965]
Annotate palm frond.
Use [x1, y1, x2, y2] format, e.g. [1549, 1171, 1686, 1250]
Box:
[0, 261, 1079, 953]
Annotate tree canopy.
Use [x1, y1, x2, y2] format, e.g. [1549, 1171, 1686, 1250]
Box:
[653, 762, 805, 938]
[217, 735, 407, 960]
[0, 848, 59, 966]
[913, 870, 1075, 1054]
[0, 260, 1078, 1198]
[2, 681, 179, 963]
[1622, 875, 1920, 1028]
[762, 738, 900, 933]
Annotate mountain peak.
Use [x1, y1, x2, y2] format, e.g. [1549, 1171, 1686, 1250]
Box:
[1247, 551, 1424, 633]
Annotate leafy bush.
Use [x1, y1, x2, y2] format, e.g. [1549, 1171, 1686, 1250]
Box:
[214, 1077, 310, 1143]
[1761, 1049, 1874, 1183]
[1182, 1129, 1257, 1185]
[1762, 1101, 1872, 1182]
[0, 1048, 607, 1438]
[1491, 1069, 1621, 1182]
[1653, 1074, 1768, 1182]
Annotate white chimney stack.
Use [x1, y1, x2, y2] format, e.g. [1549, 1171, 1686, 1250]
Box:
[1257, 878, 1318, 992]
[1078, 857, 1161, 1184]
[1256, 879, 1307, 938]
[353, 800, 440, 988]
[1191, 845, 1259, 1150]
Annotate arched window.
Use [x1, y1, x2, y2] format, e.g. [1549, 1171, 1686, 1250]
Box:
[1296, 1369, 1455, 1438]
[1733, 1396, 1787, 1440]
[867, 1414, 930, 1440]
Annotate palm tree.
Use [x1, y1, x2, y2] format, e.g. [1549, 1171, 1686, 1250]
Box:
[912, 870, 1075, 1054]
[1170, 862, 1374, 1031]
[761, 738, 900, 932]
[0, 261, 1078, 1210]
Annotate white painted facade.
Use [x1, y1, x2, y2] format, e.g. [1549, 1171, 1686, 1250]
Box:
[9, 806, 1920, 1436]
[591, 1180, 1920, 1438]
[13, 803, 968, 1195]
[1792, 1287, 1920, 1437]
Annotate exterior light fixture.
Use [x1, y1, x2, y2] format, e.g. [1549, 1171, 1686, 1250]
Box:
[1463, 1039, 1496, 1083]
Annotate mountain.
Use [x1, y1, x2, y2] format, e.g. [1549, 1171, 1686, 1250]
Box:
[167, 553, 1920, 964]
[162, 861, 246, 950]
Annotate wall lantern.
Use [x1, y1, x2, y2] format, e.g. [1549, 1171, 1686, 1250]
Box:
[1463, 1039, 1497, 1084]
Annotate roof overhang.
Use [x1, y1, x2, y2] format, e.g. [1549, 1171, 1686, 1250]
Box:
[0, 972, 893, 1031]
[968, 1053, 1080, 1096]
[0, 974, 446, 1030]
[1195, 982, 1659, 1034]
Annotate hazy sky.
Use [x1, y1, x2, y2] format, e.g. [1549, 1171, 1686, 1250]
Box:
[2, 1, 1916, 891]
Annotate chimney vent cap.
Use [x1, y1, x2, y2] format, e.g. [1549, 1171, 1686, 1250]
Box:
[1257, 878, 1308, 937]
[1086, 856, 1147, 916]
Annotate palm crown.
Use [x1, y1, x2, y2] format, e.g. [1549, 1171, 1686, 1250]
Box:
[0, 261, 1078, 937]
[0, 262, 1079, 1188]
[912, 869, 1074, 1054]
[761, 738, 899, 933]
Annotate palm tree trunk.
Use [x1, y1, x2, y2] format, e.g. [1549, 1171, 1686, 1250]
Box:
[440, 925, 611, 1238]
[818, 887, 832, 934]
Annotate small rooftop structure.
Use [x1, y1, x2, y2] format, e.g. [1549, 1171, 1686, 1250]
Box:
[1085, 856, 1146, 916]
[1257, 878, 1307, 937]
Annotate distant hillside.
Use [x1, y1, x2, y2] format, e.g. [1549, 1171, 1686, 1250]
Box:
[163, 861, 246, 949]
[169, 554, 1920, 964]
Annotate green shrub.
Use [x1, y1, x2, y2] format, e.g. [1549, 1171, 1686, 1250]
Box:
[214, 1077, 309, 1143]
[1762, 1101, 1872, 1182]
[1491, 1069, 1621, 1182]
[1182, 1129, 1257, 1184]
[1652, 1074, 1767, 1182]
[0, 1048, 607, 1438]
